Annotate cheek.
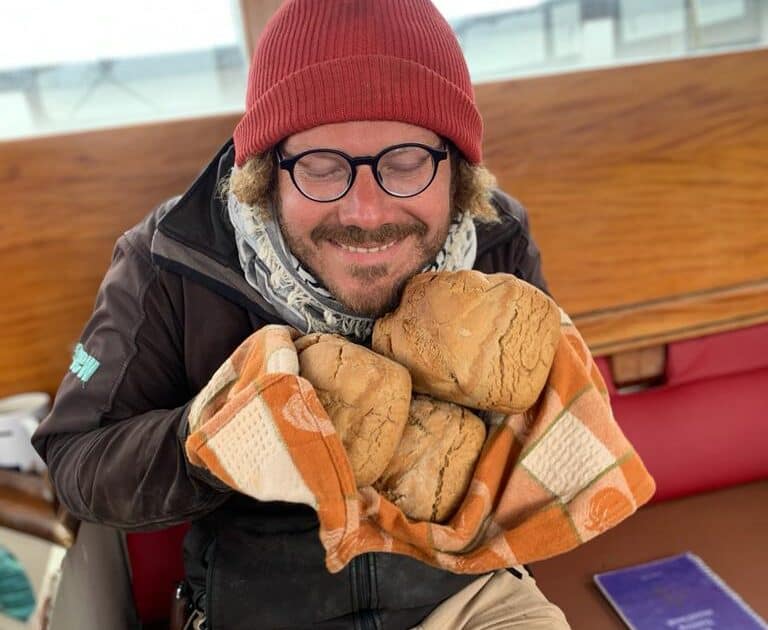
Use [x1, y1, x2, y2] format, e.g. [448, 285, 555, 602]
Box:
[278, 174, 322, 237]
[411, 177, 452, 229]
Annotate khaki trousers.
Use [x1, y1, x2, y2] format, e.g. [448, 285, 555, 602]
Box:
[412, 568, 571, 629]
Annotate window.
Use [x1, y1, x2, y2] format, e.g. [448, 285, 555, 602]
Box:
[434, 0, 768, 82]
[0, 0, 247, 140]
[3, 0, 766, 140]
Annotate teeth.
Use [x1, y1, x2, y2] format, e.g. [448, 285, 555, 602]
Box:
[338, 240, 397, 253]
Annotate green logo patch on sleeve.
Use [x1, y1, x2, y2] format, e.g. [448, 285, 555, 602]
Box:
[69, 343, 100, 383]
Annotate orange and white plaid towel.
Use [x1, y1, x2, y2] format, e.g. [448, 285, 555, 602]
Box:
[186, 313, 655, 574]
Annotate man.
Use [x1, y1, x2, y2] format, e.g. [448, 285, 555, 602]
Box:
[33, 1, 570, 627]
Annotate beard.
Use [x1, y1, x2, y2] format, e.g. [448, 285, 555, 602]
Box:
[278, 213, 451, 319]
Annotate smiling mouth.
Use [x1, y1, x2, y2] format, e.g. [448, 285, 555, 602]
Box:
[334, 240, 399, 254]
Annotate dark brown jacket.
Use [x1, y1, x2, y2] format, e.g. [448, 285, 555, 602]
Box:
[33, 141, 548, 629]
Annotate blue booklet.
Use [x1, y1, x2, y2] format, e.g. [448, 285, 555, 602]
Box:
[594, 552, 768, 630]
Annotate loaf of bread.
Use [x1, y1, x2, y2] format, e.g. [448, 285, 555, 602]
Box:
[375, 395, 486, 523]
[372, 270, 560, 414]
[295, 333, 412, 487]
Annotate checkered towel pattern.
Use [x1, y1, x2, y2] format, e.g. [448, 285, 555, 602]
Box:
[186, 314, 655, 574]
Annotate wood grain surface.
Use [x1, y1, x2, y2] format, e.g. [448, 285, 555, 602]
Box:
[478, 48, 768, 354]
[0, 471, 76, 546]
[609, 345, 666, 390]
[1, 49, 766, 398]
[0, 115, 239, 398]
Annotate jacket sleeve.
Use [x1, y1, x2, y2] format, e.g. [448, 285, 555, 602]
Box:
[32, 227, 231, 531]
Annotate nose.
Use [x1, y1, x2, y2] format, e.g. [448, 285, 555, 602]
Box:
[337, 166, 394, 230]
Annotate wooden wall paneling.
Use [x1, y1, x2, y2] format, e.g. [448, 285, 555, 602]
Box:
[609, 345, 666, 390]
[575, 278, 768, 355]
[2, 48, 767, 400]
[477, 48, 768, 354]
[0, 115, 240, 398]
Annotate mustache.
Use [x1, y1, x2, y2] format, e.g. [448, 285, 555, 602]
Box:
[311, 221, 428, 246]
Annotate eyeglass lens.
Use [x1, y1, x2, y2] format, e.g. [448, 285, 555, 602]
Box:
[292, 145, 436, 201]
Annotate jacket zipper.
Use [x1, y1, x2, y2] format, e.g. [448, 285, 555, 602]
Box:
[353, 553, 379, 630]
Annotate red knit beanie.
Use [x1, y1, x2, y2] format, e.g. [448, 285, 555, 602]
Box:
[233, 0, 483, 166]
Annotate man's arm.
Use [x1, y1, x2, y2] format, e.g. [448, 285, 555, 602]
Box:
[33, 232, 231, 530]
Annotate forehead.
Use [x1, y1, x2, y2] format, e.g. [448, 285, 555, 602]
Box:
[282, 120, 441, 155]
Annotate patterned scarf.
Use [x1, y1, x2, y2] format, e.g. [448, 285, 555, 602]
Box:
[227, 191, 477, 342]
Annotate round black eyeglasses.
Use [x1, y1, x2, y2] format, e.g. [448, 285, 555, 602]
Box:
[276, 143, 448, 203]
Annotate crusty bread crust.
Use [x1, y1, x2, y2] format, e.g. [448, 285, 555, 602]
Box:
[375, 395, 486, 523]
[373, 270, 560, 414]
[296, 333, 412, 486]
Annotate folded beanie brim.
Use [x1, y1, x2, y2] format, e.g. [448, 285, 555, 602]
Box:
[234, 54, 482, 165]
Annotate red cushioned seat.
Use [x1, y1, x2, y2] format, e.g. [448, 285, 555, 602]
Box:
[665, 322, 768, 387]
[596, 323, 768, 502]
[125, 523, 189, 624]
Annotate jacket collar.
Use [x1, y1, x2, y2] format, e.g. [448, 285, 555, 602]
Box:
[151, 140, 283, 321]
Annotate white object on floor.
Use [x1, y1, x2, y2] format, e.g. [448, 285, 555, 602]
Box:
[0, 393, 50, 473]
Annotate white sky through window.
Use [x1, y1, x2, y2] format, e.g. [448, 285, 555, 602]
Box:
[0, 1, 545, 71]
[0, 1, 240, 70]
[433, 0, 544, 20]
